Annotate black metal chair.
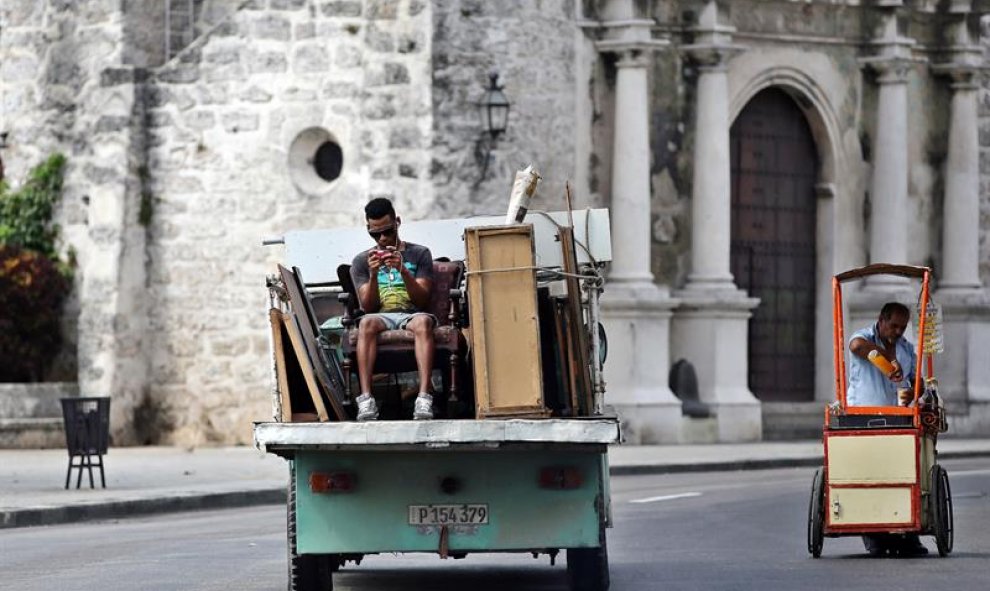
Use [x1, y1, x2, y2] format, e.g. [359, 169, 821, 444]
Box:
[60, 397, 110, 489]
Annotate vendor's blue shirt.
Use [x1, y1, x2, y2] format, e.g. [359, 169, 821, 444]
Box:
[847, 323, 916, 407]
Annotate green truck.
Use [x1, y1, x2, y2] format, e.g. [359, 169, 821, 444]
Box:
[255, 210, 619, 591]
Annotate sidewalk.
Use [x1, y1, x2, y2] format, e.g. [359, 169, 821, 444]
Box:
[3, 438, 990, 530]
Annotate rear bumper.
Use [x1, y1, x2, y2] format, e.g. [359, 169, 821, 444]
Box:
[295, 448, 609, 554]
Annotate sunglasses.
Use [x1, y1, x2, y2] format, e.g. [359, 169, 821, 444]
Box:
[368, 225, 396, 240]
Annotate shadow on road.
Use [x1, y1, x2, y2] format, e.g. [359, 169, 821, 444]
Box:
[335, 564, 567, 590]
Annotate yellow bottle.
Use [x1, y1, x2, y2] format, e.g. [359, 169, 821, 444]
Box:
[868, 350, 896, 376]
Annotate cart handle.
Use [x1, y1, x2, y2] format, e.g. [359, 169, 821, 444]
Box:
[834, 263, 930, 282]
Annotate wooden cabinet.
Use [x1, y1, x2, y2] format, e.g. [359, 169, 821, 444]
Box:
[464, 225, 548, 418]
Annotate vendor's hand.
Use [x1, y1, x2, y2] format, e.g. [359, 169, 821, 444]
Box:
[888, 360, 904, 383]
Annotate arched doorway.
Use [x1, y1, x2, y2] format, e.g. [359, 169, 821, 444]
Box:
[730, 88, 818, 402]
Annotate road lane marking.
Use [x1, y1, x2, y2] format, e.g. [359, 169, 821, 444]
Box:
[952, 492, 987, 499]
[630, 492, 702, 504]
[944, 468, 990, 477]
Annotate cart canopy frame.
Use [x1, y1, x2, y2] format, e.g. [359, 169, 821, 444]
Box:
[831, 264, 933, 424]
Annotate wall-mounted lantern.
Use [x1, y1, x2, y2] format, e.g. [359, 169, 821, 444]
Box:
[474, 71, 511, 186]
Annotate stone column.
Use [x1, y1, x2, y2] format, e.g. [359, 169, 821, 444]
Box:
[846, 8, 919, 341]
[77, 67, 152, 445]
[866, 63, 910, 278]
[940, 73, 981, 290]
[933, 24, 982, 292]
[595, 3, 682, 444]
[673, 2, 762, 442]
[859, 8, 917, 288]
[607, 50, 657, 288]
[929, 7, 990, 423]
[869, 65, 908, 267]
[684, 51, 736, 290]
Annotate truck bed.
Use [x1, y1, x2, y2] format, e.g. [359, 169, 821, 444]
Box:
[255, 417, 621, 453]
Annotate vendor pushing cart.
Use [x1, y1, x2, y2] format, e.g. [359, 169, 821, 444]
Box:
[807, 264, 953, 558]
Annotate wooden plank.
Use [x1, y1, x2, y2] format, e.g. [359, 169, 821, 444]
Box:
[278, 264, 348, 421]
[465, 231, 491, 416]
[465, 225, 548, 419]
[281, 311, 330, 422]
[290, 413, 321, 422]
[559, 226, 593, 416]
[555, 297, 579, 416]
[269, 308, 292, 422]
[554, 299, 575, 416]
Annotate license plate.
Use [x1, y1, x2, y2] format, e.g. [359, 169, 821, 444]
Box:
[408, 504, 489, 525]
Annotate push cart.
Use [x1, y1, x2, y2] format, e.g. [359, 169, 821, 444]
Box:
[807, 264, 952, 558]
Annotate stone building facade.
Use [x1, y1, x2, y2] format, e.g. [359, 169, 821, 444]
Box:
[2, 0, 989, 446]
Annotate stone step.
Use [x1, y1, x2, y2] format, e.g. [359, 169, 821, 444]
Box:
[0, 383, 79, 449]
[0, 382, 79, 419]
[0, 418, 65, 449]
[761, 401, 827, 441]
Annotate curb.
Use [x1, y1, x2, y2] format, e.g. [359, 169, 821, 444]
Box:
[609, 457, 824, 476]
[1, 488, 286, 530]
[3, 449, 988, 530]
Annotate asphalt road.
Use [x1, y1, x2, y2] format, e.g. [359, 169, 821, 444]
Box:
[2, 458, 988, 591]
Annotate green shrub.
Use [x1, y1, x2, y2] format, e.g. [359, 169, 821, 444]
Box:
[0, 154, 73, 382]
[0, 246, 70, 381]
[0, 153, 66, 260]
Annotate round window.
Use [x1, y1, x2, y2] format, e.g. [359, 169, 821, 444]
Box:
[288, 127, 344, 195]
[314, 141, 343, 182]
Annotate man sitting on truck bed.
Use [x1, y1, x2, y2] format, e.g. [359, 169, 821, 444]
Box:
[350, 197, 436, 421]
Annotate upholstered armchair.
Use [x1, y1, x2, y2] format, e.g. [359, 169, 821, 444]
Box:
[336, 260, 467, 415]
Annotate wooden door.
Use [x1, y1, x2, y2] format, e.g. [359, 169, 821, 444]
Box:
[730, 88, 818, 402]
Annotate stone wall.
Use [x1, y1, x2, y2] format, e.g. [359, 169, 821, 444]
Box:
[430, 0, 581, 217]
[1, 1, 154, 444]
[138, 0, 587, 445]
[2, 0, 588, 446]
[143, 0, 435, 445]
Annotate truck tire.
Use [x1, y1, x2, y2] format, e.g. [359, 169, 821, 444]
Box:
[567, 538, 610, 591]
[288, 462, 334, 591]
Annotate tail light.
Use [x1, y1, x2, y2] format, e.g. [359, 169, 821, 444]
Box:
[539, 466, 582, 490]
[309, 471, 356, 493]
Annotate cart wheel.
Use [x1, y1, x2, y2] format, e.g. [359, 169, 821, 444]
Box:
[288, 462, 334, 591]
[567, 537, 610, 591]
[807, 467, 825, 558]
[931, 464, 954, 557]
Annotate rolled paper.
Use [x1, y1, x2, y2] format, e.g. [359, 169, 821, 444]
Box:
[505, 165, 541, 224]
[867, 349, 896, 376]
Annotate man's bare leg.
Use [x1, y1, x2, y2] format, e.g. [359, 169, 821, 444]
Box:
[408, 315, 435, 419]
[356, 317, 385, 420]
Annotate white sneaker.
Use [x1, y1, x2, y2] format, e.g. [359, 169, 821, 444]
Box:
[413, 393, 433, 420]
[356, 393, 379, 421]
